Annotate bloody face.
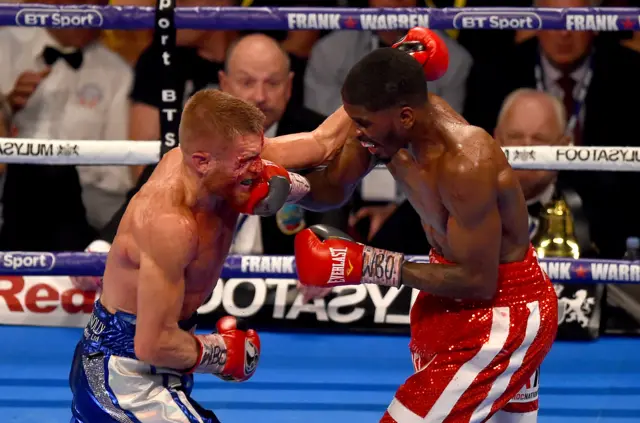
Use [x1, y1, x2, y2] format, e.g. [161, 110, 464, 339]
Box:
[195, 132, 264, 208]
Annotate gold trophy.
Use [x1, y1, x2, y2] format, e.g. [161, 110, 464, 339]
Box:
[532, 197, 580, 259]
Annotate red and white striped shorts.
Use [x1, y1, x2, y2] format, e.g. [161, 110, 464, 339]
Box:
[382, 246, 558, 423]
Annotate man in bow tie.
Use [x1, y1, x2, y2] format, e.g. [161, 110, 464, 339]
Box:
[0, 0, 135, 252]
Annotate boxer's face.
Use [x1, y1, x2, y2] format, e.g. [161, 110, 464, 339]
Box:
[344, 102, 407, 160]
[200, 132, 264, 206]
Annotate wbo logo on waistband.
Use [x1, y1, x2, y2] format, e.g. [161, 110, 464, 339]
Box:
[276, 204, 306, 235]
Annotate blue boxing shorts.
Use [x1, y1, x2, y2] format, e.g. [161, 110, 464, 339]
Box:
[69, 301, 220, 423]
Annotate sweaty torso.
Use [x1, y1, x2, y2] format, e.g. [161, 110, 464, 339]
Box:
[386, 95, 530, 263]
[99, 149, 238, 320]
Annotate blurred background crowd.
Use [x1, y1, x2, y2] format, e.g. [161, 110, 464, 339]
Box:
[0, 0, 640, 334]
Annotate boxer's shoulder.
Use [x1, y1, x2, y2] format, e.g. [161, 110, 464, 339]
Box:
[442, 129, 495, 176]
[127, 189, 198, 253]
[135, 211, 198, 265]
[439, 134, 498, 214]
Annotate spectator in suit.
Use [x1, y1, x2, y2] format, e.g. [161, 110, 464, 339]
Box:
[0, 0, 133, 251]
[219, 33, 350, 255]
[463, 0, 640, 258]
[304, 0, 473, 117]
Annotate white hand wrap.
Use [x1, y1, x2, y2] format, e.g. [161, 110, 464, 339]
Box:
[361, 246, 404, 287]
[190, 334, 227, 374]
[287, 172, 311, 203]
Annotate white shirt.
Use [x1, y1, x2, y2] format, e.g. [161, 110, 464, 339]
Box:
[229, 121, 280, 254]
[540, 54, 589, 131]
[0, 28, 134, 229]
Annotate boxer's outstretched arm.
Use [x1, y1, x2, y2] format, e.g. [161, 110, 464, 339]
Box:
[134, 214, 200, 369]
[401, 157, 501, 300]
[262, 106, 353, 170]
[297, 136, 374, 212]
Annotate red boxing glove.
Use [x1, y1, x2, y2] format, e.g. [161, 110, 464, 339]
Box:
[393, 27, 449, 81]
[236, 160, 310, 216]
[190, 316, 260, 382]
[294, 225, 405, 289]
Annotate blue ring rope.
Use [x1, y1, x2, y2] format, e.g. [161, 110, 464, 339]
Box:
[0, 251, 637, 285]
[0, 5, 637, 30]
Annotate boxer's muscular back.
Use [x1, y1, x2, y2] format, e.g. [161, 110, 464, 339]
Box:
[388, 96, 530, 263]
[99, 149, 238, 321]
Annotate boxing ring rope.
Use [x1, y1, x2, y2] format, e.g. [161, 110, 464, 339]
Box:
[0, 252, 638, 286]
[2, 138, 640, 171]
[0, 5, 638, 30]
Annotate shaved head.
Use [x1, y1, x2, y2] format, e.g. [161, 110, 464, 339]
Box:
[220, 33, 293, 130]
[497, 88, 566, 139]
[225, 33, 290, 74]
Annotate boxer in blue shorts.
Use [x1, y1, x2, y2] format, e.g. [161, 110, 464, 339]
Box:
[69, 88, 354, 422]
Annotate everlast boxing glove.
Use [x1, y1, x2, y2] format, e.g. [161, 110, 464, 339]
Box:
[188, 316, 260, 382]
[393, 27, 449, 81]
[236, 160, 310, 216]
[295, 224, 405, 289]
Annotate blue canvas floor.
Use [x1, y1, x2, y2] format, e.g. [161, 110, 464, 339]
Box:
[1, 325, 639, 422]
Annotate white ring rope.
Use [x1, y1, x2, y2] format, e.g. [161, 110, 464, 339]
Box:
[0, 138, 160, 165]
[1, 137, 639, 171]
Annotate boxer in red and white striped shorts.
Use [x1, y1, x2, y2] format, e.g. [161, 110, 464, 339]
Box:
[384, 247, 557, 423]
[292, 27, 558, 423]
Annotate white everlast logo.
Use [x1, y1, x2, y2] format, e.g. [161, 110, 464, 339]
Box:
[328, 248, 347, 284]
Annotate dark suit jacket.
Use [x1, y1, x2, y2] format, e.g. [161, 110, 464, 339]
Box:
[463, 37, 640, 258]
[100, 105, 349, 255]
